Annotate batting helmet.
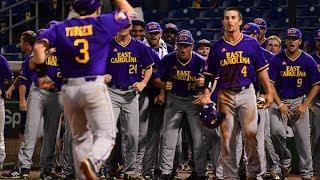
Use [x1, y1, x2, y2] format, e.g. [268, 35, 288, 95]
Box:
[71, 0, 101, 16]
[36, 28, 46, 38]
[199, 103, 225, 129]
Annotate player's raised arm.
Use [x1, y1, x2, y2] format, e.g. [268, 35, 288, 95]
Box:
[113, 0, 136, 21]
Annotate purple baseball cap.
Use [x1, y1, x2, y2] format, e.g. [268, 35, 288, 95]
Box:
[197, 39, 211, 46]
[145, 22, 162, 33]
[177, 30, 193, 38]
[285, 28, 302, 39]
[176, 34, 194, 45]
[242, 23, 260, 35]
[253, 18, 267, 28]
[164, 23, 178, 32]
[314, 29, 320, 40]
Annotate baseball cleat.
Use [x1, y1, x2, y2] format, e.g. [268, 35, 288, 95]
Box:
[80, 158, 97, 180]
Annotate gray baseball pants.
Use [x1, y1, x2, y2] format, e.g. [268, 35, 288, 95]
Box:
[108, 87, 139, 175]
[19, 83, 62, 173]
[160, 93, 207, 176]
[269, 96, 313, 178]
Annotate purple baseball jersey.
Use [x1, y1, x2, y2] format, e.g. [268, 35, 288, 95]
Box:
[39, 11, 129, 78]
[19, 54, 33, 94]
[260, 39, 267, 49]
[311, 51, 320, 70]
[155, 51, 206, 96]
[0, 55, 13, 88]
[205, 34, 268, 90]
[254, 47, 273, 93]
[33, 51, 63, 88]
[106, 37, 154, 86]
[269, 49, 320, 98]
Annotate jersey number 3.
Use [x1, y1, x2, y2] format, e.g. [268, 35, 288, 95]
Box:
[74, 39, 89, 63]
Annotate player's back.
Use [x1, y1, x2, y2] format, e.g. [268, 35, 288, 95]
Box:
[42, 12, 129, 78]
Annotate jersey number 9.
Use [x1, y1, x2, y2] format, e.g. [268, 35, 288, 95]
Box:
[74, 39, 89, 63]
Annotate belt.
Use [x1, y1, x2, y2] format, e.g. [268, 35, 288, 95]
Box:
[224, 84, 251, 93]
[108, 84, 133, 91]
[35, 83, 61, 93]
[63, 76, 97, 84]
[280, 94, 305, 99]
[171, 92, 195, 97]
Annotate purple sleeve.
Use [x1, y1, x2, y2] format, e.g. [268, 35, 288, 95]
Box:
[205, 48, 218, 77]
[268, 55, 280, 84]
[308, 56, 320, 85]
[98, 11, 130, 37]
[39, 26, 56, 47]
[140, 44, 154, 69]
[154, 55, 170, 79]
[166, 43, 175, 53]
[18, 56, 33, 87]
[253, 42, 268, 72]
[0, 55, 13, 80]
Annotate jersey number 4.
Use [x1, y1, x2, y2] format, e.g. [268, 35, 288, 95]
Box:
[241, 66, 247, 77]
[74, 39, 89, 63]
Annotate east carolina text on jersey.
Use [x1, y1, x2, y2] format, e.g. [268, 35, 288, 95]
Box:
[219, 51, 250, 66]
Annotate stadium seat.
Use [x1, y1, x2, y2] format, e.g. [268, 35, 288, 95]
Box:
[168, 8, 195, 19]
[198, 8, 223, 19]
[296, 6, 317, 17]
[254, 0, 275, 8]
[240, 7, 255, 18]
[205, 18, 223, 29]
[268, 18, 288, 28]
[193, 30, 213, 41]
[180, 19, 206, 30]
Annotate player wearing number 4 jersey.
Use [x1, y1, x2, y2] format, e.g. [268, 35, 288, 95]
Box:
[268, 28, 320, 180]
[32, 0, 136, 179]
[197, 7, 273, 179]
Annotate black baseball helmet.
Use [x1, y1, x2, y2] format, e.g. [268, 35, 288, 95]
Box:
[71, 0, 101, 16]
[199, 103, 225, 129]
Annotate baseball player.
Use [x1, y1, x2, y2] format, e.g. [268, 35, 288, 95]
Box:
[0, 55, 13, 168]
[197, 7, 273, 179]
[268, 28, 319, 180]
[241, 22, 282, 179]
[253, 18, 268, 49]
[266, 35, 282, 55]
[32, 0, 135, 179]
[142, 22, 176, 179]
[195, 39, 221, 178]
[154, 33, 208, 180]
[310, 29, 320, 180]
[130, 20, 146, 41]
[106, 23, 154, 179]
[162, 23, 179, 48]
[19, 22, 63, 179]
[1, 30, 37, 179]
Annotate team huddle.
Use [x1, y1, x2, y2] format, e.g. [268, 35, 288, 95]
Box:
[0, 0, 319, 180]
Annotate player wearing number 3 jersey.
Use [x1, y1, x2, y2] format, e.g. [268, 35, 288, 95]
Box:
[32, 0, 135, 179]
[200, 7, 273, 179]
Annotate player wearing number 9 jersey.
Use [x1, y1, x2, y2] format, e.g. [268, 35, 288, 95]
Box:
[268, 28, 320, 179]
[32, 0, 135, 179]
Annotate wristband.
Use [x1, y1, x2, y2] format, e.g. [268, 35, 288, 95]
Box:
[278, 103, 284, 108]
[142, 79, 147, 85]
